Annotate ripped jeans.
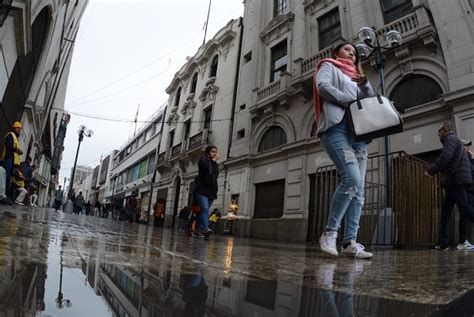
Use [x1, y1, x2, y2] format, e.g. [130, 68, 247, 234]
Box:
[320, 119, 369, 243]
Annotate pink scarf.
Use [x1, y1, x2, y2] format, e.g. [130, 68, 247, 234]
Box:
[313, 58, 359, 125]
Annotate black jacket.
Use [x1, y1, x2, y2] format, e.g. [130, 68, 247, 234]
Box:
[428, 133, 472, 188]
[193, 156, 219, 199]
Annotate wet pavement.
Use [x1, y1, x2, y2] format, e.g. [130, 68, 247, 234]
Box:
[1, 207, 474, 316]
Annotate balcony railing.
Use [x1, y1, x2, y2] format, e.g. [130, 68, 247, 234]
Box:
[300, 12, 423, 79]
[376, 12, 419, 41]
[300, 46, 332, 75]
[188, 131, 204, 150]
[257, 80, 281, 102]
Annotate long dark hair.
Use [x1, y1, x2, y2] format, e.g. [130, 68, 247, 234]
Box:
[332, 42, 363, 75]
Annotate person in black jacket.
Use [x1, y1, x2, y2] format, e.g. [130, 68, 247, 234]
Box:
[426, 122, 474, 250]
[193, 145, 219, 238]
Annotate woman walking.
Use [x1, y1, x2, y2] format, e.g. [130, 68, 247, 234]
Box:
[314, 42, 375, 259]
[193, 145, 219, 238]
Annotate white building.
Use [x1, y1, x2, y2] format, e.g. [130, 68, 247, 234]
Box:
[0, 1, 88, 206]
[155, 18, 243, 228]
[108, 107, 166, 221]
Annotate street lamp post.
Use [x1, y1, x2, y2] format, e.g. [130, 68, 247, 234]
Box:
[68, 125, 93, 199]
[355, 27, 403, 209]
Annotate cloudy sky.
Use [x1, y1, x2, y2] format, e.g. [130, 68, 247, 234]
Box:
[59, 0, 244, 183]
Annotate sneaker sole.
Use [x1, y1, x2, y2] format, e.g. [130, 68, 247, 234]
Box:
[341, 252, 373, 259]
[319, 239, 338, 256]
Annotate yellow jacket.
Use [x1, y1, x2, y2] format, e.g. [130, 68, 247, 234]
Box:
[1, 132, 20, 165]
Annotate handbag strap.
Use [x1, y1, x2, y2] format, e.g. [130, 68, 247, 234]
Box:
[355, 80, 382, 110]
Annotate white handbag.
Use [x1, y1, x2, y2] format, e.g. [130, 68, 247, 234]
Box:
[347, 91, 403, 141]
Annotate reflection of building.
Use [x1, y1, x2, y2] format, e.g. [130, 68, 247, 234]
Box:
[0, 1, 88, 206]
[0, 216, 49, 314]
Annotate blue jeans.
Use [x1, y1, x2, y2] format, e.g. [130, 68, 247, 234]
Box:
[438, 188, 474, 246]
[194, 194, 213, 232]
[320, 119, 369, 242]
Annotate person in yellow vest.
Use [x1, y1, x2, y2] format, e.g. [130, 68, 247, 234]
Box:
[12, 168, 27, 205]
[1, 121, 23, 198]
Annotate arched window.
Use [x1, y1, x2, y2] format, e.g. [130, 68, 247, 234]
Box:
[210, 55, 219, 77]
[258, 126, 287, 152]
[190, 72, 198, 94]
[390, 75, 442, 111]
[174, 87, 182, 108]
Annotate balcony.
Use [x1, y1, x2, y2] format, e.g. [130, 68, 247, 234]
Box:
[296, 7, 437, 83]
[157, 151, 167, 165]
[251, 72, 294, 116]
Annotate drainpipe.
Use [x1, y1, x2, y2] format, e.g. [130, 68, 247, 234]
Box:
[221, 17, 244, 212]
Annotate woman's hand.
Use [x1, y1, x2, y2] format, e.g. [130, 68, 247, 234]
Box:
[352, 75, 367, 86]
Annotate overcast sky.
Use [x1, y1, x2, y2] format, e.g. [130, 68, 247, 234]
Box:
[59, 0, 244, 184]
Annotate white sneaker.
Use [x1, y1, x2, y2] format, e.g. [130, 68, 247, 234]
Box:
[15, 200, 24, 206]
[457, 240, 474, 250]
[319, 231, 338, 256]
[341, 242, 373, 259]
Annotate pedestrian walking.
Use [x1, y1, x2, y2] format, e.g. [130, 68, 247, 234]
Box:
[1, 121, 23, 198]
[74, 191, 85, 214]
[314, 42, 375, 259]
[192, 145, 219, 239]
[425, 122, 474, 250]
[85, 201, 92, 215]
[54, 185, 64, 212]
[126, 192, 138, 223]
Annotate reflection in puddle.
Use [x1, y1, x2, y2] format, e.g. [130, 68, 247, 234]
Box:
[0, 210, 474, 316]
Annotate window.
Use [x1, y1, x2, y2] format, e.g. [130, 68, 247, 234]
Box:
[318, 9, 341, 49]
[380, 0, 414, 24]
[270, 40, 287, 82]
[139, 159, 148, 179]
[243, 51, 252, 64]
[389, 75, 442, 111]
[132, 164, 140, 181]
[174, 87, 182, 108]
[254, 180, 285, 219]
[203, 108, 212, 129]
[240, 104, 246, 110]
[127, 168, 133, 184]
[168, 130, 175, 149]
[210, 55, 219, 77]
[190, 72, 198, 94]
[237, 129, 245, 139]
[147, 153, 156, 174]
[258, 126, 287, 152]
[183, 120, 191, 142]
[274, 0, 288, 17]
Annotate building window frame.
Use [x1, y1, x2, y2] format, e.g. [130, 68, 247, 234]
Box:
[380, 0, 414, 24]
[270, 40, 288, 83]
[274, 0, 288, 17]
[190, 72, 198, 94]
[210, 55, 219, 78]
[318, 8, 341, 50]
[203, 107, 213, 130]
[258, 126, 288, 153]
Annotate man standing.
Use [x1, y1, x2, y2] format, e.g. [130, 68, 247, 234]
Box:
[1, 121, 23, 197]
[425, 122, 474, 250]
[20, 157, 33, 205]
[54, 185, 64, 212]
[74, 191, 85, 214]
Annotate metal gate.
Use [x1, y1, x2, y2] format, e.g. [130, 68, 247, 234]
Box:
[309, 151, 442, 246]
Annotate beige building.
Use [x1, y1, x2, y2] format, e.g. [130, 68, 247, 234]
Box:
[223, 0, 474, 241]
[155, 18, 243, 228]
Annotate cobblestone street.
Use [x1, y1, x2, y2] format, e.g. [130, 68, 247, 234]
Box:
[0, 207, 473, 316]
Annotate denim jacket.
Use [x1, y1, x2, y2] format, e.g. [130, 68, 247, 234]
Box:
[315, 62, 375, 135]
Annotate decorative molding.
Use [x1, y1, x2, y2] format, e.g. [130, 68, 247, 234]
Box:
[260, 12, 294, 45]
[198, 78, 219, 103]
[181, 94, 196, 115]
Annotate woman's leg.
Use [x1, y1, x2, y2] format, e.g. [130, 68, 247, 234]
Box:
[342, 141, 368, 243]
[320, 130, 363, 233]
[194, 194, 212, 232]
